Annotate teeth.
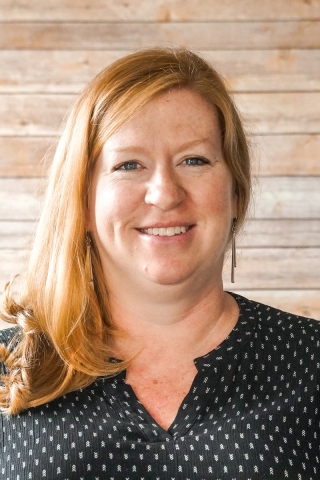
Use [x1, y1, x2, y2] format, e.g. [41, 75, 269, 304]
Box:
[142, 226, 189, 236]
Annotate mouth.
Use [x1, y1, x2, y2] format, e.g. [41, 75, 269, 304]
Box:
[138, 226, 192, 237]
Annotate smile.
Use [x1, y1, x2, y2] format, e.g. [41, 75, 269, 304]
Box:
[139, 226, 190, 236]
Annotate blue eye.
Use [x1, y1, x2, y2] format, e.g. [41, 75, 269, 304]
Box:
[184, 157, 207, 166]
[116, 161, 139, 171]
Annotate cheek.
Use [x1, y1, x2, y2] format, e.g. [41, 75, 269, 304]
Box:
[199, 179, 235, 216]
[92, 181, 141, 234]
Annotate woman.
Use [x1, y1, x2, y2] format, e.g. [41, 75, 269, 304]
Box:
[0, 48, 319, 479]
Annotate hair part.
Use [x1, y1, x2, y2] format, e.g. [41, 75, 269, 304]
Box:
[0, 47, 251, 414]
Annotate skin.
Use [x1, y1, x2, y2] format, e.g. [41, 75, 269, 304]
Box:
[87, 88, 239, 430]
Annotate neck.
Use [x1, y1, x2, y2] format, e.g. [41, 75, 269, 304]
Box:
[108, 279, 239, 363]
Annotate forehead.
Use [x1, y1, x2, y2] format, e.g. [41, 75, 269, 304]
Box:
[101, 88, 221, 153]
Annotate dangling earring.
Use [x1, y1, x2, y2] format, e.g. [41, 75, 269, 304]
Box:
[85, 233, 94, 289]
[231, 218, 237, 283]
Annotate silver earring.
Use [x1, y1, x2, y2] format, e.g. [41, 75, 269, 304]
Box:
[85, 233, 94, 288]
[231, 218, 237, 283]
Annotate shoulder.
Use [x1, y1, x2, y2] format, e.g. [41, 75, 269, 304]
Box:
[0, 327, 20, 346]
[232, 292, 320, 346]
[0, 326, 21, 375]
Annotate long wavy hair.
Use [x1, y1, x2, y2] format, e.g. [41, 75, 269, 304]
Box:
[0, 47, 251, 414]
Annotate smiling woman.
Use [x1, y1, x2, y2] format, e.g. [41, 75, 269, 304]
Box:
[0, 48, 319, 480]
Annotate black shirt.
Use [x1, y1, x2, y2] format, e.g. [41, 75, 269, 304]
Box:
[1, 293, 320, 479]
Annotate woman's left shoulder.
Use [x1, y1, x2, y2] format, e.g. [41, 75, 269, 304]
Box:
[233, 292, 320, 339]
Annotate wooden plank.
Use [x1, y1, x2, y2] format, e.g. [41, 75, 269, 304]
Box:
[230, 290, 320, 320]
[1, 219, 319, 249]
[1, 247, 319, 290]
[222, 247, 320, 289]
[252, 177, 320, 219]
[204, 50, 320, 92]
[0, 137, 54, 176]
[241, 219, 320, 248]
[0, 178, 43, 220]
[0, 177, 319, 220]
[237, 92, 320, 134]
[0, 22, 319, 50]
[252, 134, 320, 176]
[0, 249, 27, 291]
[0, 221, 36, 248]
[1, 50, 320, 93]
[1, 134, 319, 177]
[1, 93, 320, 136]
[0, 0, 319, 21]
[0, 94, 74, 136]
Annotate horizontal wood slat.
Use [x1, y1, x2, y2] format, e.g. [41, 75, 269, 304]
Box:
[1, 0, 320, 22]
[1, 248, 319, 291]
[222, 247, 320, 289]
[241, 219, 320, 247]
[1, 219, 319, 249]
[1, 93, 320, 136]
[0, 137, 54, 176]
[232, 290, 320, 320]
[1, 134, 319, 177]
[252, 134, 320, 176]
[0, 22, 320, 50]
[0, 221, 36, 249]
[0, 178, 44, 220]
[0, 177, 319, 220]
[1, 50, 320, 93]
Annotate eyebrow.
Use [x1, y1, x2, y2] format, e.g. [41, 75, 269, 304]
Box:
[110, 137, 213, 155]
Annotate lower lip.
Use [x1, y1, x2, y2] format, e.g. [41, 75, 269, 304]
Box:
[136, 226, 194, 244]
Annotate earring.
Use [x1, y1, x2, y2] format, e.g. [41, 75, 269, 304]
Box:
[85, 233, 94, 288]
[231, 218, 237, 283]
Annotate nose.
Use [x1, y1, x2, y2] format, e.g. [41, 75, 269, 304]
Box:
[144, 167, 186, 211]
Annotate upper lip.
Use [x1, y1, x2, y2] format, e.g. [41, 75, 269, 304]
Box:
[137, 223, 193, 229]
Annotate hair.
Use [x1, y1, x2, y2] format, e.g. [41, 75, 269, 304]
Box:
[0, 47, 251, 414]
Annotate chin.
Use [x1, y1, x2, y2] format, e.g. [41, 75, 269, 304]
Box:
[143, 266, 196, 287]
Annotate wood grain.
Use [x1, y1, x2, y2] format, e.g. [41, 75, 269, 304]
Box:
[1, 219, 319, 249]
[0, 221, 36, 249]
[1, 50, 320, 93]
[1, 93, 320, 136]
[1, 177, 319, 220]
[241, 219, 320, 247]
[0, 22, 319, 50]
[252, 134, 320, 176]
[0, 94, 73, 136]
[1, 0, 319, 21]
[0, 137, 54, 176]
[237, 92, 320, 134]
[0, 178, 44, 220]
[1, 134, 319, 177]
[252, 177, 320, 219]
[222, 247, 320, 289]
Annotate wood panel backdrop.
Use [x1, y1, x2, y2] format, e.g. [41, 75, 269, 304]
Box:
[0, 0, 319, 329]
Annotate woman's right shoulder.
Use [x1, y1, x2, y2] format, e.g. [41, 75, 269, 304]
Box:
[0, 326, 20, 346]
[0, 326, 20, 375]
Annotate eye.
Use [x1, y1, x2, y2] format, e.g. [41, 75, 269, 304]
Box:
[115, 161, 140, 171]
[183, 157, 208, 166]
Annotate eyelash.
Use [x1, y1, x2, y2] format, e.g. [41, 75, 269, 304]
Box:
[114, 161, 140, 171]
[114, 156, 209, 172]
[183, 157, 208, 166]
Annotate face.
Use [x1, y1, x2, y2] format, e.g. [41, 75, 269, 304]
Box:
[87, 88, 237, 292]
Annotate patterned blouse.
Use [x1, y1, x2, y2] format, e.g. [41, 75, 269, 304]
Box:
[0, 293, 319, 480]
